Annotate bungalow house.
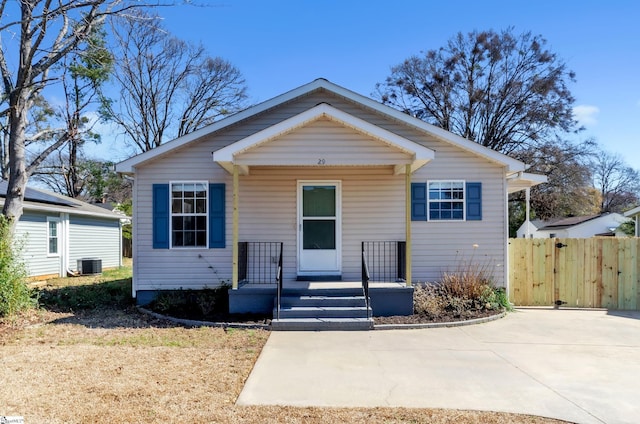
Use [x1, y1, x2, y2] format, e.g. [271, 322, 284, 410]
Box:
[516, 213, 631, 239]
[116, 79, 545, 329]
[0, 180, 125, 279]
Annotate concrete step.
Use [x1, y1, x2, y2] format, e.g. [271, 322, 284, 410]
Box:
[275, 305, 370, 319]
[279, 295, 367, 308]
[282, 288, 364, 297]
[271, 317, 374, 331]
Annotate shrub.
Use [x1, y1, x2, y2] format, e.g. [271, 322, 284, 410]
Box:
[150, 284, 231, 319]
[412, 255, 512, 318]
[441, 260, 493, 300]
[38, 279, 132, 311]
[0, 216, 36, 317]
[413, 284, 446, 318]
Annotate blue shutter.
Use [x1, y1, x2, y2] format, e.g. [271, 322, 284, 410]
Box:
[466, 182, 482, 221]
[152, 184, 169, 249]
[411, 183, 427, 221]
[209, 183, 225, 248]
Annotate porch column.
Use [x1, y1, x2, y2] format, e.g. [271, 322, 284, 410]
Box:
[405, 164, 412, 287]
[525, 187, 531, 238]
[232, 164, 239, 289]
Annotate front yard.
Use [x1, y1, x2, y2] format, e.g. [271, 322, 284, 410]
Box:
[0, 266, 561, 423]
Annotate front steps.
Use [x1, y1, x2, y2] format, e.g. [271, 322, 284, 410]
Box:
[271, 288, 373, 331]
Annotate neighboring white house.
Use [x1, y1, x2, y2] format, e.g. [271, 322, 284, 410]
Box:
[1, 180, 124, 279]
[116, 78, 546, 315]
[624, 206, 640, 237]
[516, 213, 631, 239]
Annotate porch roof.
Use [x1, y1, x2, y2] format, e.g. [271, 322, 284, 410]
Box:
[212, 103, 435, 175]
[506, 172, 548, 194]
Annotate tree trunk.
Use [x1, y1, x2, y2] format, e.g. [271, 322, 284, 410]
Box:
[2, 90, 30, 233]
[1, 116, 9, 180]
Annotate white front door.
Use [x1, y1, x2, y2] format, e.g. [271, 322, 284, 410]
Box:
[297, 181, 341, 276]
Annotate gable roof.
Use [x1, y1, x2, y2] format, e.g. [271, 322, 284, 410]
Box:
[212, 102, 435, 175]
[0, 180, 125, 220]
[117, 78, 527, 175]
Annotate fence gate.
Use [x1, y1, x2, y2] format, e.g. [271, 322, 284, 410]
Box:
[508, 238, 640, 310]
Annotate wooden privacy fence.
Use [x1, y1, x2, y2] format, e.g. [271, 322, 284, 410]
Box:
[509, 238, 640, 310]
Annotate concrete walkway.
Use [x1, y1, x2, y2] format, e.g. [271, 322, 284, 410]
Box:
[237, 308, 640, 424]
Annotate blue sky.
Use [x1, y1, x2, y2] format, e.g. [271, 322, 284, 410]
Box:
[96, 0, 640, 169]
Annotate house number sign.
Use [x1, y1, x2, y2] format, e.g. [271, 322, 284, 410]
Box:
[317, 158, 326, 165]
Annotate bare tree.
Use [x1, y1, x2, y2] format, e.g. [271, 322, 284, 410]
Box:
[376, 28, 578, 155]
[102, 11, 247, 153]
[592, 150, 640, 213]
[0, 0, 154, 232]
[32, 25, 113, 198]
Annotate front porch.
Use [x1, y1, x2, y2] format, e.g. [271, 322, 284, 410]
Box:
[229, 240, 414, 321]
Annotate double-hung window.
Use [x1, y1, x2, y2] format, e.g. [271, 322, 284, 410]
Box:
[171, 182, 208, 248]
[47, 217, 60, 256]
[428, 181, 465, 221]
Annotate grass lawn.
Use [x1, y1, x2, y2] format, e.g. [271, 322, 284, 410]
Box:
[0, 264, 564, 423]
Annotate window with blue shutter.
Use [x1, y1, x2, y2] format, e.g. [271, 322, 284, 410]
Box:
[209, 183, 225, 248]
[465, 182, 482, 220]
[411, 183, 427, 221]
[414, 180, 482, 222]
[153, 182, 226, 249]
[152, 184, 169, 249]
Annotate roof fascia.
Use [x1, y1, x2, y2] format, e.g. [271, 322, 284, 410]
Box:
[624, 205, 640, 217]
[116, 79, 331, 174]
[117, 78, 526, 174]
[315, 80, 526, 173]
[0, 200, 124, 219]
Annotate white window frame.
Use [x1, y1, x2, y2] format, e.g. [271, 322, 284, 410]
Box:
[427, 180, 466, 222]
[169, 181, 209, 249]
[47, 217, 61, 257]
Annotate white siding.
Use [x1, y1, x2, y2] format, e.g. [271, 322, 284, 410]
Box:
[14, 212, 61, 277]
[410, 148, 507, 285]
[68, 216, 121, 271]
[133, 89, 509, 289]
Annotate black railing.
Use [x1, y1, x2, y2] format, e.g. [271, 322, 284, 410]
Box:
[361, 241, 406, 282]
[237, 242, 283, 284]
[276, 244, 283, 320]
[361, 245, 371, 318]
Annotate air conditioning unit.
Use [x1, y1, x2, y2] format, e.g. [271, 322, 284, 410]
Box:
[77, 258, 102, 275]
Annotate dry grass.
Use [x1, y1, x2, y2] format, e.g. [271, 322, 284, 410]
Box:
[0, 266, 566, 423]
[0, 311, 566, 424]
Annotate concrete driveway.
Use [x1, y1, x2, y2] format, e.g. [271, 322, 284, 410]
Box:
[237, 308, 640, 424]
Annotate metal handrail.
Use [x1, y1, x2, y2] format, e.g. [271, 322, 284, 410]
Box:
[276, 242, 283, 320]
[361, 240, 406, 283]
[361, 242, 371, 318]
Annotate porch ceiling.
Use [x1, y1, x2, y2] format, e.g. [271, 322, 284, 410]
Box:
[213, 103, 435, 175]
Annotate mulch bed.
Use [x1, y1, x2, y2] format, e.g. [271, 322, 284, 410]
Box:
[374, 308, 502, 325]
[145, 305, 504, 327]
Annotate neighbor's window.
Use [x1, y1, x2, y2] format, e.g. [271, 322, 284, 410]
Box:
[171, 182, 207, 248]
[428, 181, 465, 220]
[47, 218, 60, 256]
